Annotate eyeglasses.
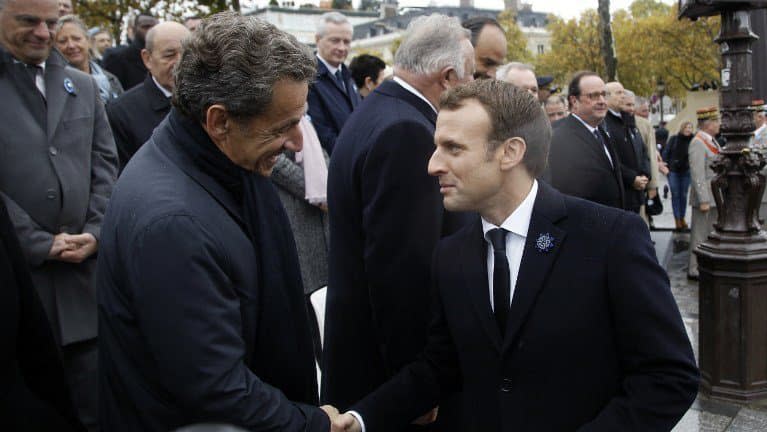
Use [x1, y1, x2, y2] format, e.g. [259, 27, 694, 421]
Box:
[580, 91, 607, 101]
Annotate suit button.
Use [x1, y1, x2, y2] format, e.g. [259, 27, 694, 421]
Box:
[46, 189, 57, 200]
[500, 378, 513, 393]
[49, 146, 58, 156]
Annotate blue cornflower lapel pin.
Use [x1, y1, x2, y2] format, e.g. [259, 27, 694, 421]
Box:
[535, 232, 555, 253]
[64, 77, 76, 95]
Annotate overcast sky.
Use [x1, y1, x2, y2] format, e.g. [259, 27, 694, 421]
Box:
[247, 0, 677, 20]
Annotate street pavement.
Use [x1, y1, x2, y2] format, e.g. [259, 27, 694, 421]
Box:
[649, 176, 767, 431]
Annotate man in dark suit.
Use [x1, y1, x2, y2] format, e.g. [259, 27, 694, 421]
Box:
[107, 21, 189, 169]
[605, 81, 649, 213]
[102, 13, 157, 90]
[334, 79, 699, 432]
[547, 71, 624, 209]
[322, 14, 474, 427]
[0, 0, 119, 429]
[97, 13, 338, 431]
[307, 12, 361, 154]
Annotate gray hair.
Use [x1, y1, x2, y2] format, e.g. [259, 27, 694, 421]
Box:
[394, 14, 472, 78]
[496, 62, 534, 81]
[316, 12, 351, 37]
[544, 94, 568, 109]
[174, 12, 316, 124]
[56, 14, 88, 36]
[635, 95, 648, 106]
[624, 89, 635, 99]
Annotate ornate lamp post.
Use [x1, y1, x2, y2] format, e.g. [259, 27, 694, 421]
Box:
[679, 0, 767, 403]
[657, 78, 666, 124]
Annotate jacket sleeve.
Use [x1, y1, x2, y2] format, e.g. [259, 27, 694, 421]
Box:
[352, 246, 461, 432]
[307, 84, 339, 154]
[578, 213, 699, 431]
[661, 135, 676, 164]
[360, 120, 443, 373]
[688, 138, 712, 205]
[82, 78, 118, 241]
[128, 215, 329, 431]
[0, 192, 53, 267]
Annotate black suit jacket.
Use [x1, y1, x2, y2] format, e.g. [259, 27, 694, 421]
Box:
[352, 182, 699, 431]
[0, 199, 85, 432]
[106, 75, 171, 170]
[96, 113, 328, 431]
[604, 111, 649, 211]
[547, 115, 625, 209]
[307, 58, 361, 154]
[101, 41, 147, 91]
[322, 80, 468, 417]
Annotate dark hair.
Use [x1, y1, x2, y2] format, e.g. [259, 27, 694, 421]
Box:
[567, 70, 600, 105]
[349, 54, 386, 89]
[461, 16, 503, 47]
[174, 12, 316, 124]
[439, 79, 551, 177]
[134, 12, 155, 28]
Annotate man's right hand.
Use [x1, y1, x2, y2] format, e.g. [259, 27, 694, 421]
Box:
[700, 202, 711, 212]
[332, 413, 361, 432]
[48, 233, 71, 258]
[633, 175, 649, 191]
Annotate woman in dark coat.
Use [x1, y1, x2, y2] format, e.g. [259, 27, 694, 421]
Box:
[662, 121, 694, 231]
[0, 198, 85, 432]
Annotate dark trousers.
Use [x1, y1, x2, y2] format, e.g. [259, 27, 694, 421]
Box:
[668, 170, 691, 220]
[62, 339, 98, 432]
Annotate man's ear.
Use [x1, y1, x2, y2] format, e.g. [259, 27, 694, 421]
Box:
[140, 49, 151, 70]
[500, 137, 527, 171]
[438, 66, 455, 89]
[202, 104, 230, 144]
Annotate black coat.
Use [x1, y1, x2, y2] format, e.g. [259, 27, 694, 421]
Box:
[0, 199, 85, 432]
[106, 74, 171, 170]
[101, 41, 147, 91]
[547, 115, 625, 209]
[604, 111, 650, 212]
[322, 80, 468, 418]
[351, 182, 700, 431]
[96, 115, 328, 431]
[306, 58, 361, 154]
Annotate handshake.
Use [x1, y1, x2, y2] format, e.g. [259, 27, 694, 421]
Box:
[320, 405, 439, 432]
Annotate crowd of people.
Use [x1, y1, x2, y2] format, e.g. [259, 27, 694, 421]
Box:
[4, 0, 764, 431]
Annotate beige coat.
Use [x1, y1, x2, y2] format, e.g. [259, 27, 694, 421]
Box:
[636, 116, 661, 189]
[688, 132, 721, 208]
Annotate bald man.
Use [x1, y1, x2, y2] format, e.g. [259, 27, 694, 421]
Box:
[497, 62, 538, 96]
[107, 22, 190, 170]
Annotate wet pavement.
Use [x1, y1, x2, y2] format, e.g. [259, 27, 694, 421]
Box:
[650, 179, 767, 431]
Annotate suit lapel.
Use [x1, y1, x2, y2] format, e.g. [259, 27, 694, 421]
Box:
[44, 57, 70, 142]
[502, 182, 568, 352]
[377, 80, 438, 126]
[460, 219, 503, 352]
[2, 57, 46, 130]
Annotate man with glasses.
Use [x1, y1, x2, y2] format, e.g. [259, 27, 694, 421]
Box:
[546, 71, 624, 209]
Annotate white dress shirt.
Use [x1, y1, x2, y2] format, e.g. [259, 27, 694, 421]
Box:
[481, 180, 538, 311]
[572, 113, 613, 166]
[317, 54, 340, 76]
[13, 59, 46, 96]
[392, 76, 438, 114]
[152, 75, 172, 98]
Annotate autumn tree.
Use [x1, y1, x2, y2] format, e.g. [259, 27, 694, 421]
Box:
[497, 9, 532, 63]
[534, 10, 604, 84]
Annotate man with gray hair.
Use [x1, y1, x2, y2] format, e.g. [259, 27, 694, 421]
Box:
[497, 62, 538, 95]
[97, 13, 341, 431]
[544, 94, 568, 124]
[307, 11, 360, 154]
[322, 13, 474, 428]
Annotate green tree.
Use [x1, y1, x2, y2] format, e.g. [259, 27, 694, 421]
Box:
[497, 10, 532, 63]
[534, 10, 603, 84]
[332, 0, 352, 10]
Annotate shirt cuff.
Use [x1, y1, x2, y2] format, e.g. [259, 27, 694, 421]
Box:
[348, 410, 367, 432]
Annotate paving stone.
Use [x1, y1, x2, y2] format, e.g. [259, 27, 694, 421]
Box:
[726, 408, 767, 431]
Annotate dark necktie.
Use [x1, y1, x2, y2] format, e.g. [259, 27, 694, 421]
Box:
[593, 129, 612, 167]
[488, 228, 510, 335]
[334, 69, 347, 94]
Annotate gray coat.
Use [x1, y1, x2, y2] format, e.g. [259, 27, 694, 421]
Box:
[688, 132, 720, 208]
[0, 48, 118, 346]
[271, 152, 330, 295]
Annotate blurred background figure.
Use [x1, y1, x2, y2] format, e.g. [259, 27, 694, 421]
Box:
[56, 16, 124, 103]
[462, 16, 506, 80]
[58, 0, 72, 16]
[89, 28, 113, 65]
[184, 16, 202, 32]
[102, 12, 158, 90]
[663, 122, 694, 232]
[537, 75, 554, 104]
[544, 94, 568, 124]
[349, 54, 386, 98]
[497, 62, 538, 95]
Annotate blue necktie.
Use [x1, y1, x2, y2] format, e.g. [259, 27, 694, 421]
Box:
[335, 69, 347, 94]
[488, 228, 510, 335]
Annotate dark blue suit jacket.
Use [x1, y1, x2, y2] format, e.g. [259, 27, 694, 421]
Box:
[322, 80, 469, 422]
[96, 115, 328, 431]
[307, 57, 361, 154]
[351, 182, 699, 431]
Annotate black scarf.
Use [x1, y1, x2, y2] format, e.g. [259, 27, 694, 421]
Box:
[166, 109, 318, 402]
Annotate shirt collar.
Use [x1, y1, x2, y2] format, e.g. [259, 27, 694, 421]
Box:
[481, 180, 538, 240]
[571, 113, 598, 134]
[392, 76, 437, 114]
[152, 75, 172, 98]
[12, 58, 45, 73]
[317, 54, 340, 76]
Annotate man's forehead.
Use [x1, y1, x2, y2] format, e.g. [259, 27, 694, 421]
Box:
[6, 0, 58, 14]
[581, 76, 605, 90]
[322, 23, 352, 35]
